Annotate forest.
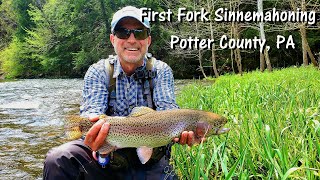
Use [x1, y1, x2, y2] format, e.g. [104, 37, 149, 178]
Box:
[0, 0, 319, 79]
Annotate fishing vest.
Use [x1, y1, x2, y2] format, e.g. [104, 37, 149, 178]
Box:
[102, 54, 169, 170]
[104, 54, 156, 114]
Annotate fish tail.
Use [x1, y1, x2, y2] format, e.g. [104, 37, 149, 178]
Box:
[65, 115, 87, 140]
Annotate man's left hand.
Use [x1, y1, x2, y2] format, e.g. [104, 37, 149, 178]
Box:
[173, 131, 205, 146]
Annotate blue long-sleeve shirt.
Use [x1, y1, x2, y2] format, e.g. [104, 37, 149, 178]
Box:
[80, 55, 179, 117]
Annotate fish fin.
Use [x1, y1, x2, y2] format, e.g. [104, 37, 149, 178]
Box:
[98, 142, 116, 155]
[216, 128, 230, 135]
[129, 106, 155, 117]
[65, 115, 88, 140]
[136, 146, 153, 164]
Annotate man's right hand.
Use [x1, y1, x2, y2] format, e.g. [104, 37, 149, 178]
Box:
[84, 115, 110, 160]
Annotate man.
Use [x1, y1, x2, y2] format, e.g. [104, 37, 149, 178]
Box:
[43, 6, 200, 179]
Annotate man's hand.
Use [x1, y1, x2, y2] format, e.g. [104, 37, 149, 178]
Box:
[173, 131, 195, 146]
[173, 131, 205, 146]
[84, 115, 110, 160]
[88, 115, 100, 122]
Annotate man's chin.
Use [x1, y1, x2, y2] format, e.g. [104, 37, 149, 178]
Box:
[124, 56, 143, 63]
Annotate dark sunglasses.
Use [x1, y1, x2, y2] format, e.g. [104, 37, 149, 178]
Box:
[113, 28, 150, 40]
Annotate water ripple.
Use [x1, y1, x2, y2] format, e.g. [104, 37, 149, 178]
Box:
[0, 79, 83, 179]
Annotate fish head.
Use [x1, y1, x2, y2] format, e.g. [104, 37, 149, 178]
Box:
[197, 112, 230, 137]
[65, 115, 94, 140]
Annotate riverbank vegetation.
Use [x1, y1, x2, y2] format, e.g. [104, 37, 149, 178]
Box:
[0, 0, 319, 79]
[172, 66, 320, 179]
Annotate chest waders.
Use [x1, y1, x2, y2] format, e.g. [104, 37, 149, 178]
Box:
[97, 55, 170, 170]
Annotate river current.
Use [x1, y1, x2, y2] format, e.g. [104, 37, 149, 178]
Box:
[0, 78, 193, 179]
[0, 79, 82, 179]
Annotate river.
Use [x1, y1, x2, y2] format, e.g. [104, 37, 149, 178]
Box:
[0, 78, 195, 179]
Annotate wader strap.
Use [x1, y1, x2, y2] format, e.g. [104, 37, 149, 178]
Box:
[105, 57, 116, 116]
[105, 58, 116, 93]
[145, 57, 155, 109]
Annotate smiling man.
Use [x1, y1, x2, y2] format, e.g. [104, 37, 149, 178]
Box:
[111, 18, 151, 73]
[43, 6, 201, 180]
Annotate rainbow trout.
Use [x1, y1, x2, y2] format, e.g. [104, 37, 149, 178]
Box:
[67, 106, 229, 164]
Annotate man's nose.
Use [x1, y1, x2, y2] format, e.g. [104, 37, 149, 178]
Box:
[127, 32, 136, 42]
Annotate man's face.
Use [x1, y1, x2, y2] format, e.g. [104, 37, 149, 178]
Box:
[110, 18, 151, 65]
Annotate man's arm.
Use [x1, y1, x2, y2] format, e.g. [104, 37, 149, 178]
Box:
[80, 60, 111, 157]
[153, 61, 179, 110]
[80, 60, 109, 117]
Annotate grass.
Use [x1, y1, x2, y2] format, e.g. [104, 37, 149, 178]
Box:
[172, 66, 320, 179]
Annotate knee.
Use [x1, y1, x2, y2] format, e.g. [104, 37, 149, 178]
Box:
[44, 140, 91, 167]
[43, 141, 88, 179]
[44, 145, 66, 167]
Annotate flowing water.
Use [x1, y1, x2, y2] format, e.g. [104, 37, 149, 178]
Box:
[0, 79, 82, 179]
[0, 78, 197, 179]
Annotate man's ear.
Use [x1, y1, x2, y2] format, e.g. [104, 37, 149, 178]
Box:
[147, 36, 151, 47]
[110, 34, 115, 46]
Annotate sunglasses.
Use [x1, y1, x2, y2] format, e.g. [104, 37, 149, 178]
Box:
[113, 28, 150, 40]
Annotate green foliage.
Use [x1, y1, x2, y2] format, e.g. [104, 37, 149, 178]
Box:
[1, 0, 320, 78]
[11, 0, 34, 39]
[174, 66, 320, 179]
[25, 0, 113, 77]
[0, 38, 24, 78]
[0, 0, 17, 50]
[22, 0, 168, 77]
[0, 0, 43, 78]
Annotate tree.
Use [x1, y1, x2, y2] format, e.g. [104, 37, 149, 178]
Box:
[257, 0, 272, 72]
[0, 0, 17, 50]
[26, 0, 113, 77]
[1, 0, 320, 79]
[207, 0, 219, 78]
[0, 0, 40, 78]
[290, 0, 319, 67]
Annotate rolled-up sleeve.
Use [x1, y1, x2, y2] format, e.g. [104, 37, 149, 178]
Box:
[153, 60, 180, 111]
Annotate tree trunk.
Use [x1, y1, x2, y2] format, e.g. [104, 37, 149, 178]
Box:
[195, 3, 207, 78]
[264, 48, 272, 71]
[258, 0, 272, 72]
[260, 52, 265, 72]
[233, 22, 242, 75]
[230, 0, 242, 75]
[294, 0, 318, 67]
[299, 0, 309, 66]
[258, 0, 265, 72]
[198, 48, 207, 78]
[207, 0, 219, 78]
[300, 23, 318, 66]
[300, 23, 309, 66]
[235, 47, 242, 75]
[211, 44, 219, 78]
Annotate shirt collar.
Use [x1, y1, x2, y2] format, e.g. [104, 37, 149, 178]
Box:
[113, 55, 147, 78]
